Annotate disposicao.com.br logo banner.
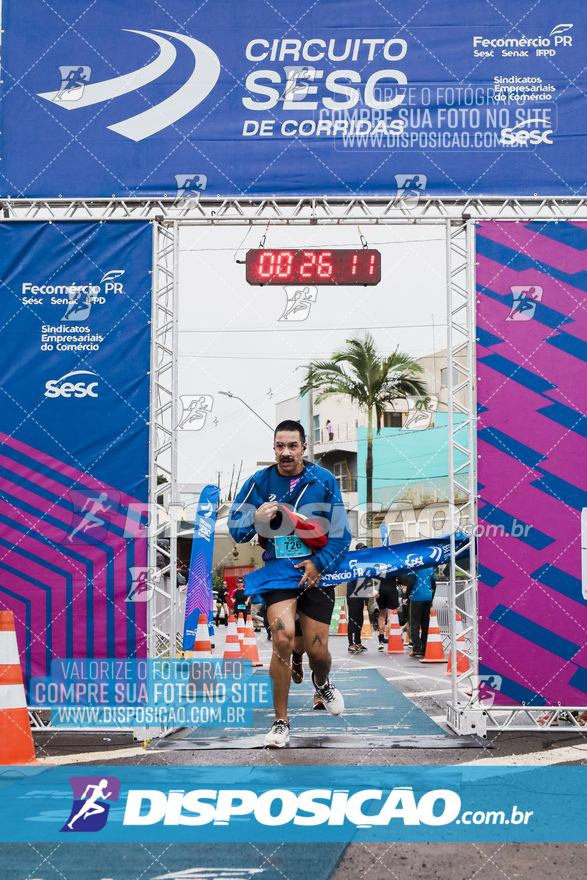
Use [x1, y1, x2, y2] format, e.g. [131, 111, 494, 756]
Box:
[2, 766, 586, 842]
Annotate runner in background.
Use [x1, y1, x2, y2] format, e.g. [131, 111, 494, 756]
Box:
[215, 579, 230, 626]
[232, 576, 251, 623]
[375, 574, 400, 651]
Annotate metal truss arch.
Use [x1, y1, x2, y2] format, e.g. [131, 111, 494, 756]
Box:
[21, 195, 584, 733]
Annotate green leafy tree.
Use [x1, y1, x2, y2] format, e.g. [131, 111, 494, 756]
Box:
[300, 334, 428, 546]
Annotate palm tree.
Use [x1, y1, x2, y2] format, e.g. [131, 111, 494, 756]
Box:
[300, 334, 428, 546]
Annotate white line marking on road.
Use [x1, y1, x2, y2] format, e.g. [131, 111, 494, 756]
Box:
[359, 664, 442, 680]
[38, 746, 147, 765]
[408, 688, 454, 697]
[385, 673, 439, 681]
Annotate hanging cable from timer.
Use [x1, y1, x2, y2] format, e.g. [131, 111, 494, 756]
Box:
[234, 220, 270, 264]
[259, 219, 270, 248]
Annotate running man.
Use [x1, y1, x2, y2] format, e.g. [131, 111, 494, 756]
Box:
[228, 420, 351, 747]
[179, 396, 209, 429]
[67, 492, 110, 542]
[232, 576, 251, 623]
[56, 66, 89, 100]
[375, 574, 400, 651]
[215, 579, 230, 626]
[67, 779, 112, 829]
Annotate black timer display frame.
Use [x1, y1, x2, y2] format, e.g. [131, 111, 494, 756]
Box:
[246, 248, 381, 285]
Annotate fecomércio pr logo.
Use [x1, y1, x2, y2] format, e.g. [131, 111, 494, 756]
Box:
[23, 268, 125, 323]
[60, 775, 121, 832]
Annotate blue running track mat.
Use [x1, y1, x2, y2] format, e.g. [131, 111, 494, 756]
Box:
[1, 842, 347, 880]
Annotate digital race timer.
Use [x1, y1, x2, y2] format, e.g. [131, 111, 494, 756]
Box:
[246, 248, 381, 285]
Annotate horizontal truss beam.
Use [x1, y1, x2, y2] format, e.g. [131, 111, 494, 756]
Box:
[3, 196, 587, 222]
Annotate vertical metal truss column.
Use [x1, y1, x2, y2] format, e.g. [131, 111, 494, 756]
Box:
[445, 218, 483, 736]
[149, 219, 180, 661]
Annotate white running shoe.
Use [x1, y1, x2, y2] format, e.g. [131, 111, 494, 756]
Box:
[312, 673, 345, 716]
[264, 718, 290, 747]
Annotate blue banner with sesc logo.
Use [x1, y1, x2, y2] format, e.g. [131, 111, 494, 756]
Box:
[0, 221, 152, 693]
[0, 0, 586, 198]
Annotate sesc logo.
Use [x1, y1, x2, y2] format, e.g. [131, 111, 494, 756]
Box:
[500, 118, 553, 146]
[44, 370, 99, 399]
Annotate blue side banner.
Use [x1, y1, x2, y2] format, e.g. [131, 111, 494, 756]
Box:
[0, 221, 152, 687]
[183, 484, 221, 650]
[246, 534, 468, 593]
[0, 0, 585, 198]
[2, 766, 587, 842]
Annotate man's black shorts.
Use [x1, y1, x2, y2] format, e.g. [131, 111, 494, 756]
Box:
[377, 581, 399, 610]
[263, 586, 335, 625]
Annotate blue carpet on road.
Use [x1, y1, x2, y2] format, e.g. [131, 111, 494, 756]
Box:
[181, 667, 445, 740]
[2, 842, 347, 880]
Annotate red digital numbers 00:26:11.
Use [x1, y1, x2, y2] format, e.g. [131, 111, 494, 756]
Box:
[245, 249, 381, 285]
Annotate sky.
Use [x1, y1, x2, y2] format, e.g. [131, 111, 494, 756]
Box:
[175, 223, 448, 495]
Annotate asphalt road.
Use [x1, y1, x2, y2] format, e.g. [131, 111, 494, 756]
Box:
[332, 842, 587, 880]
[17, 630, 587, 880]
[31, 628, 587, 767]
[3, 841, 586, 880]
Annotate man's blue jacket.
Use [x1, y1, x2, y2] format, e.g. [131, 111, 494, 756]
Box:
[228, 461, 351, 594]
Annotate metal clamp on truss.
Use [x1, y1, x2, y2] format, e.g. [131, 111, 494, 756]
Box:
[446, 701, 488, 738]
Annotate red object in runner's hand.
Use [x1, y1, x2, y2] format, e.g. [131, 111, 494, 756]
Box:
[258, 504, 328, 552]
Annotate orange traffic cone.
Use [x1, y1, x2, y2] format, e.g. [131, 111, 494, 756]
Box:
[386, 609, 405, 654]
[0, 610, 43, 764]
[184, 613, 212, 659]
[337, 603, 348, 636]
[443, 614, 470, 676]
[236, 612, 246, 647]
[223, 613, 242, 660]
[360, 605, 372, 640]
[241, 620, 263, 667]
[420, 610, 446, 663]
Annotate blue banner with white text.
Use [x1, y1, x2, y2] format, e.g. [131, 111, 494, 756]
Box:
[0, 221, 152, 691]
[183, 484, 221, 650]
[2, 766, 587, 842]
[246, 534, 468, 594]
[0, 0, 586, 198]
